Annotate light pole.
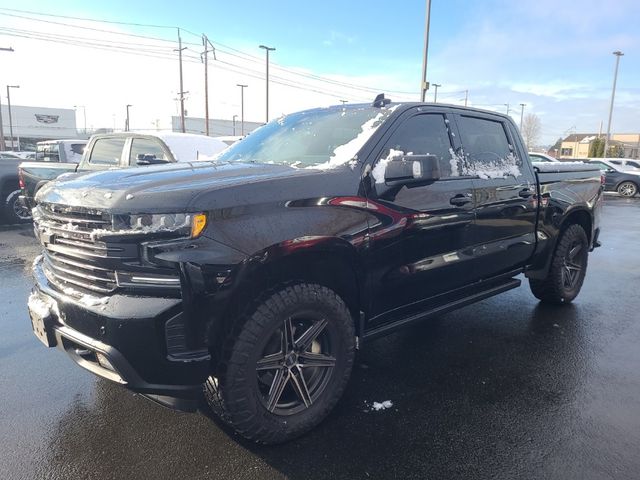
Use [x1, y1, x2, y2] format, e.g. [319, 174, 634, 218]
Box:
[74, 105, 87, 135]
[259, 45, 276, 123]
[419, 0, 432, 101]
[237, 84, 247, 135]
[432, 83, 441, 103]
[519, 103, 526, 128]
[0, 47, 14, 150]
[232, 115, 238, 135]
[504, 103, 510, 115]
[604, 50, 624, 157]
[6, 85, 19, 151]
[340, 99, 348, 105]
[125, 104, 132, 132]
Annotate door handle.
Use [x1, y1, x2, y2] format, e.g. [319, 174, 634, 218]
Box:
[518, 188, 535, 198]
[450, 194, 472, 206]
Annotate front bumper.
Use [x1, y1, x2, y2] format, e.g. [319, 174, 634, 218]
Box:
[29, 259, 211, 411]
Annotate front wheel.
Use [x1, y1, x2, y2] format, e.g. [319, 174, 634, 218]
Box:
[4, 190, 32, 223]
[617, 181, 638, 197]
[529, 223, 589, 304]
[205, 283, 355, 444]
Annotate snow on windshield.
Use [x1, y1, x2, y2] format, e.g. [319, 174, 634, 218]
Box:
[314, 106, 400, 170]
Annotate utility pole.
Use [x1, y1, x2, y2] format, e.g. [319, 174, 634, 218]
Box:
[432, 83, 441, 103]
[0, 47, 14, 150]
[237, 84, 247, 135]
[232, 115, 237, 135]
[175, 28, 187, 133]
[419, 0, 432, 102]
[504, 103, 510, 115]
[259, 45, 276, 123]
[202, 35, 216, 136]
[519, 103, 526, 128]
[125, 104, 132, 132]
[604, 50, 624, 157]
[340, 99, 348, 105]
[74, 105, 87, 135]
[7, 85, 19, 151]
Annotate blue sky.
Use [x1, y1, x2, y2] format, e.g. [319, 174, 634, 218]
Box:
[1, 0, 638, 144]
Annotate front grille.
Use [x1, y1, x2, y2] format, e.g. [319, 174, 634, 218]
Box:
[34, 204, 139, 296]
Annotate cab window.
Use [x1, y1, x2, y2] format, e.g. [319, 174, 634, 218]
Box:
[88, 138, 126, 166]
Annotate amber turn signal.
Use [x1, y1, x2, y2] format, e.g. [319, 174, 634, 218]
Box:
[191, 213, 207, 238]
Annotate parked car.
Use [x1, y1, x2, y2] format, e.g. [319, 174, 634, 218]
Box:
[0, 157, 31, 223]
[609, 159, 640, 170]
[19, 132, 228, 209]
[28, 99, 603, 444]
[0, 152, 21, 159]
[585, 158, 640, 197]
[528, 152, 559, 162]
[2, 150, 37, 160]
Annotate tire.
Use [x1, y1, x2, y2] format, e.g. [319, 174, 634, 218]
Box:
[617, 181, 638, 197]
[529, 223, 589, 304]
[205, 283, 355, 444]
[3, 189, 32, 224]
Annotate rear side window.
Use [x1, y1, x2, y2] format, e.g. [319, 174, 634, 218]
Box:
[456, 115, 521, 179]
[129, 138, 169, 164]
[89, 138, 126, 166]
[36, 144, 60, 162]
[379, 114, 454, 177]
[70, 143, 86, 155]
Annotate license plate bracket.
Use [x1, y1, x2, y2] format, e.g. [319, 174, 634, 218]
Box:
[28, 293, 57, 348]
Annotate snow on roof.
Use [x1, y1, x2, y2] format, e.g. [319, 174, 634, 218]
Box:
[131, 131, 228, 162]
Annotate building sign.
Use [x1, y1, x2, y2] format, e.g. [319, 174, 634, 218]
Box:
[35, 114, 60, 124]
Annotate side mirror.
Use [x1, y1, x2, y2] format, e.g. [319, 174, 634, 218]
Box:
[136, 153, 167, 165]
[384, 154, 440, 186]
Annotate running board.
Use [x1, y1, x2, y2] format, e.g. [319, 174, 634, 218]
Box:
[362, 278, 521, 342]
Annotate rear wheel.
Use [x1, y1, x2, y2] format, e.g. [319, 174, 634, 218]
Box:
[529, 223, 589, 304]
[205, 283, 355, 444]
[617, 181, 638, 197]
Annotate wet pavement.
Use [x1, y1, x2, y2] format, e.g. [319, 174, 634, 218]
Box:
[1, 195, 639, 480]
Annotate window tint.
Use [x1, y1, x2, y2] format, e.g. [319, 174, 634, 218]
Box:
[129, 138, 169, 164]
[70, 143, 86, 155]
[456, 115, 521, 179]
[89, 138, 126, 165]
[380, 114, 454, 177]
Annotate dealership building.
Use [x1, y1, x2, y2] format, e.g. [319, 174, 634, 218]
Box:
[0, 104, 81, 151]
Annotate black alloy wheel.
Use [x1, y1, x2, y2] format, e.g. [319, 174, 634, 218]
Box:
[205, 283, 355, 444]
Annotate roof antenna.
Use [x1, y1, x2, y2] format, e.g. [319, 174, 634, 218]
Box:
[372, 93, 391, 108]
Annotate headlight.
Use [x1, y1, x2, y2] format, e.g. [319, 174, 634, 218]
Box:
[113, 212, 207, 238]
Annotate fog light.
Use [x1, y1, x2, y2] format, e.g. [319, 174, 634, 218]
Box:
[95, 352, 115, 371]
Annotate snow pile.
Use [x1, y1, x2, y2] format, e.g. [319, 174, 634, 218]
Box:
[534, 161, 600, 173]
[28, 291, 53, 318]
[371, 149, 404, 184]
[62, 286, 109, 307]
[363, 400, 394, 412]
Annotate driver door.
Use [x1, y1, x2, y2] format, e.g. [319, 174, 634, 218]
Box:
[364, 110, 477, 325]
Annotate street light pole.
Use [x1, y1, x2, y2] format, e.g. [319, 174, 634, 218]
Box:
[0, 47, 14, 151]
[6, 85, 19, 151]
[432, 83, 441, 103]
[125, 104, 132, 132]
[519, 103, 526, 128]
[604, 50, 624, 157]
[237, 84, 247, 135]
[259, 45, 276, 124]
[74, 105, 87, 135]
[504, 103, 510, 115]
[232, 115, 238, 136]
[419, 0, 432, 102]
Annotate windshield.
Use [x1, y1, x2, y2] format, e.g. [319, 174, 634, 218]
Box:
[216, 105, 396, 168]
[35, 144, 60, 162]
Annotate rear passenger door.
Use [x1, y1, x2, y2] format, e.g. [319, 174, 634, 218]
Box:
[453, 113, 537, 279]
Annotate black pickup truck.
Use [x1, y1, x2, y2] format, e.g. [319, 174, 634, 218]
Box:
[27, 100, 603, 444]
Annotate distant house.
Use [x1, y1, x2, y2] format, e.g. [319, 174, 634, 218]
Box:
[560, 133, 640, 159]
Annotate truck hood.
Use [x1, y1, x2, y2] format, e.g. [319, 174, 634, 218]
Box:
[36, 161, 353, 213]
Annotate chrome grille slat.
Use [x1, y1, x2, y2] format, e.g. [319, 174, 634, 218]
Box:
[45, 257, 115, 284]
[38, 210, 111, 225]
[44, 251, 111, 272]
[43, 263, 114, 294]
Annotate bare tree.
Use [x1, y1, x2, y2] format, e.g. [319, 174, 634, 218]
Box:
[521, 113, 541, 150]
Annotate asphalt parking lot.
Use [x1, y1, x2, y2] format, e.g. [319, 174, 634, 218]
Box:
[1, 195, 639, 480]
